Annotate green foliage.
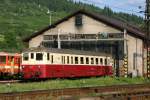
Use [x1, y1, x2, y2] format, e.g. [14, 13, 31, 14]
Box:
[0, 0, 144, 52]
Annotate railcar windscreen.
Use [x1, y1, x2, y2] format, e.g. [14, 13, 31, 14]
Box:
[0, 56, 6, 64]
[23, 53, 29, 61]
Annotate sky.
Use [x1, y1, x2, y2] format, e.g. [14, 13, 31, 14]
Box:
[73, 0, 145, 16]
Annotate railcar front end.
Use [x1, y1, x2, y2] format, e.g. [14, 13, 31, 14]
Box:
[0, 52, 21, 78]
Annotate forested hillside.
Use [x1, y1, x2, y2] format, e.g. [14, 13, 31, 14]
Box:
[0, 0, 144, 52]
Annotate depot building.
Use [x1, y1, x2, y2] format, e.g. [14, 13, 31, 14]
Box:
[23, 9, 147, 77]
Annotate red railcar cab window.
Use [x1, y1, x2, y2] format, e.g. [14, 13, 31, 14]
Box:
[36, 53, 43, 61]
[15, 57, 20, 64]
[0, 56, 6, 64]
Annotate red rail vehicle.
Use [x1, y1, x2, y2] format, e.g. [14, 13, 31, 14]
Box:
[0, 52, 21, 77]
[21, 47, 113, 79]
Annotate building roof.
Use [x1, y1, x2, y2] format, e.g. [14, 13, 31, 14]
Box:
[23, 9, 145, 42]
[23, 47, 112, 57]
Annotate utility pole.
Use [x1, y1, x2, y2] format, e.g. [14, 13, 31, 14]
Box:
[146, 0, 150, 78]
[47, 9, 52, 26]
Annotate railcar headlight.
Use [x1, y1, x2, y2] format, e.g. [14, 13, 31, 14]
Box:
[38, 66, 41, 68]
[22, 66, 24, 69]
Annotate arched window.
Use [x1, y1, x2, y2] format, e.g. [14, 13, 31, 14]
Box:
[47, 53, 50, 60]
[100, 58, 103, 65]
[51, 55, 53, 63]
[71, 56, 73, 64]
[105, 58, 107, 65]
[91, 58, 94, 64]
[75, 57, 78, 64]
[96, 58, 98, 65]
[67, 56, 69, 64]
[80, 57, 84, 64]
[86, 57, 89, 64]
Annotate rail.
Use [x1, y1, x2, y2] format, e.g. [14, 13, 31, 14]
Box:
[0, 84, 150, 100]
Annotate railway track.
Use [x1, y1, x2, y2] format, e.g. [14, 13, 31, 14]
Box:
[0, 80, 20, 84]
[0, 84, 150, 100]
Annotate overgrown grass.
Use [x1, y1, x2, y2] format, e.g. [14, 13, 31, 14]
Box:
[0, 77, 150, 93]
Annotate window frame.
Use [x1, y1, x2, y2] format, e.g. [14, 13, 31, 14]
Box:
[23, 53, 29, 61]
[91, 57, 94, 64]
[31, 53, 34, 59]
[86, 57, 89, 64]
[67, 56, 69, 64]
[75, 14, 83, 26]
[0, 56, 6, 64]
[100, 58, 103, 65]
[36, 53, 43, 61]
[75, 57, 78, 64]
[80, 57, 84, 64]
[47, 53, 50, 60]
[96, 58, 98, 65]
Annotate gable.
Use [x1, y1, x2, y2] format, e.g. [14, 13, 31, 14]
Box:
[43, 14, 121, 36]
[24, 10, 145, 42]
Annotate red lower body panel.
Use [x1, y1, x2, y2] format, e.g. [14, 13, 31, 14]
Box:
[21, 64, 112, 79]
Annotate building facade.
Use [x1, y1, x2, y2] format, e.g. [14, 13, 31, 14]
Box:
[24, 10, 146, 77]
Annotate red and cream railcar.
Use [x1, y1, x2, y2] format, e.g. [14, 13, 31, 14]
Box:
[21, 47, 113, 79]
[0, 52, 21, 76]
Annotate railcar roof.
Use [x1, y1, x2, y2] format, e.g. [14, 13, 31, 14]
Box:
[0, 52, 20, 56]
[22, 47, 112, 57]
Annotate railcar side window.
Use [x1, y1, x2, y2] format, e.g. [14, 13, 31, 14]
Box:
[47, 53, 50, 60]
[96, 58, 98, 64]
[36, 53, 43, 61]
[75, 57, 78, 64]
[23, 53, 29, 61]
[86, 57, 89, 64]
[0, 56, 6, 64]
[51, 55, 53, 63]
[71, 56, 73, 64]
[61, 56, 63, 64]
[15, 57, 20, 64]
[67, 56, 69, 64]
[31, 53, 34, 59]
[100, 58, 103, 65]
[105, 58, 107, 65]
[80, 57, 84, 64]
[63, 56, 65, 64]
[91, 58, 94, 64]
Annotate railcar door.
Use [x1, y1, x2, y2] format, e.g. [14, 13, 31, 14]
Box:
[0, 55, 6, 74]
[7, 56, 15, 74]
[14, 55, 20, 74]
